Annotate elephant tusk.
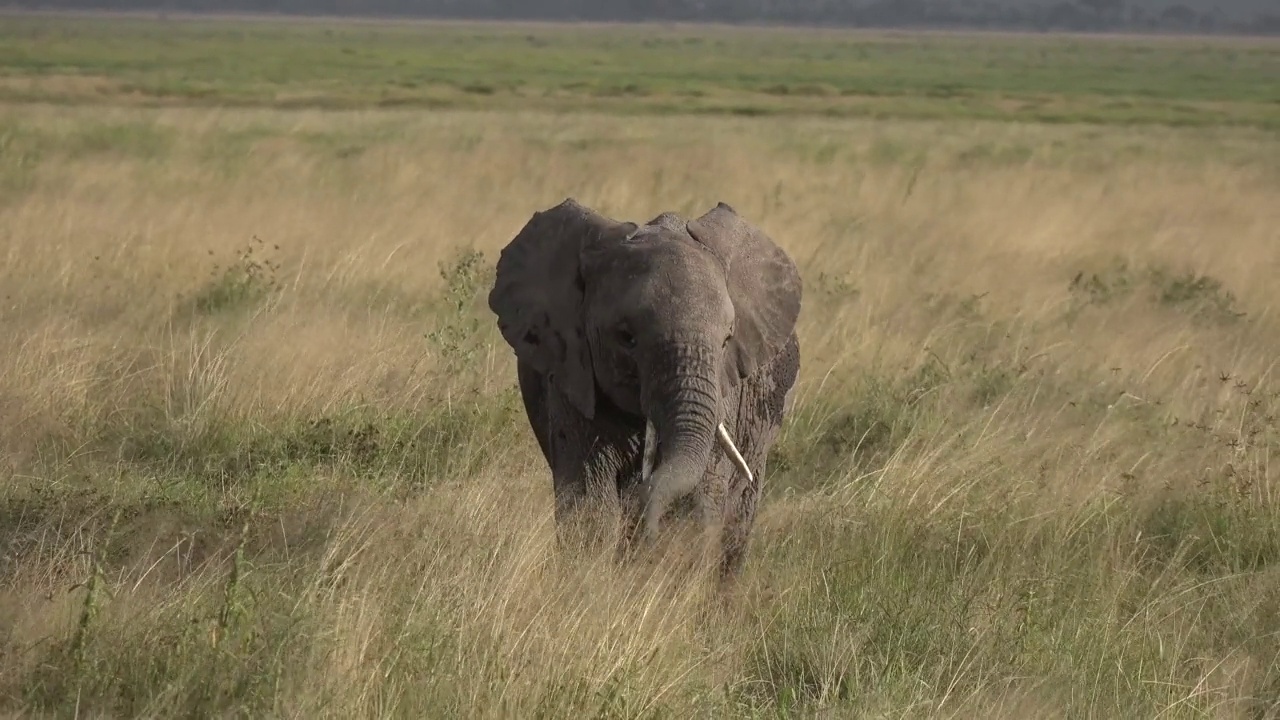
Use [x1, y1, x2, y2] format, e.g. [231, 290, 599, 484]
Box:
[716, 423, 753, 485]
[642, 419, 658, 485]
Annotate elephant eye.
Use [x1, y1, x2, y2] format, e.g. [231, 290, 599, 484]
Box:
[616, 323, 637, 350]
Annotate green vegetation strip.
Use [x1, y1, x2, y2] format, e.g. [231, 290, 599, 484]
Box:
[1, 15, 1278, 127]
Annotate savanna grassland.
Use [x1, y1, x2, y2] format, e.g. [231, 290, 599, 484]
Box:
[2, 16, 1280, 719]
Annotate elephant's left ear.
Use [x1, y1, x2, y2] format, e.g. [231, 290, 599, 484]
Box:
[686, 202, 803, 379]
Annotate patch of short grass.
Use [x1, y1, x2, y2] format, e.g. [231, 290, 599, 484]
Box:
[0, 17, 1277, 127]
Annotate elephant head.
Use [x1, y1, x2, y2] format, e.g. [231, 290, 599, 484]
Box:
[488, 198, 802, 541]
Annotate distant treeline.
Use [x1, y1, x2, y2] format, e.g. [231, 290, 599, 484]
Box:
[8, 0, 1280, 35]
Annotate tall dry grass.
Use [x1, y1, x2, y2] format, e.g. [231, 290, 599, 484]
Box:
[1, 103, 1279, 717]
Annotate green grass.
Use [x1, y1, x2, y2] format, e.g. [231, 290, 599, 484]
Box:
[0, 14, 1278, 126]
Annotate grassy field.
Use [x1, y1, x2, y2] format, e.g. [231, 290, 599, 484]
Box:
[1, 14, 1279, 127]
[3, 15, 1280, 719]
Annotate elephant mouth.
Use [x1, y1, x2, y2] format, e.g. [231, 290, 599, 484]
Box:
[640, 419, 754, 490]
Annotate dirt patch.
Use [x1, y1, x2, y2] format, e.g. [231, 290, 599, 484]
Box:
[0, 74, 131, 100]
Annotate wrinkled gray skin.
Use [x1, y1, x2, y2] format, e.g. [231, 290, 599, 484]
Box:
[488, 198, 802, 580]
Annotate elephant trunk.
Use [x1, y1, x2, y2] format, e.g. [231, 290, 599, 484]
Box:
[638, 348, 753, 542]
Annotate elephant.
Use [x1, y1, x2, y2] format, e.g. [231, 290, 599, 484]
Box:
[487, 198, 802, 581]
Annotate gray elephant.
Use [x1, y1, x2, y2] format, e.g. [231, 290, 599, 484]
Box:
[487, 198, 802, 580]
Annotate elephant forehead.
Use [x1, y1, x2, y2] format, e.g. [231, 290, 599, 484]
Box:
[622, 248, 728, 302]
[612, 233, 721, 279]
[587, 229, 732, 318]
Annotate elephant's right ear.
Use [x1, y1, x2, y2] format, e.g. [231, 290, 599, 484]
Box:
[488, 198, 637, 419]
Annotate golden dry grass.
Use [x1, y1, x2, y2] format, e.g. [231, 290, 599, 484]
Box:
[1, 102, 1279, 717]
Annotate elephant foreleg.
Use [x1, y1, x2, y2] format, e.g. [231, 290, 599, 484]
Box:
[719, 455, 763, 581]
[543, 385, 640, 551]
[718, 332, 800, 582]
